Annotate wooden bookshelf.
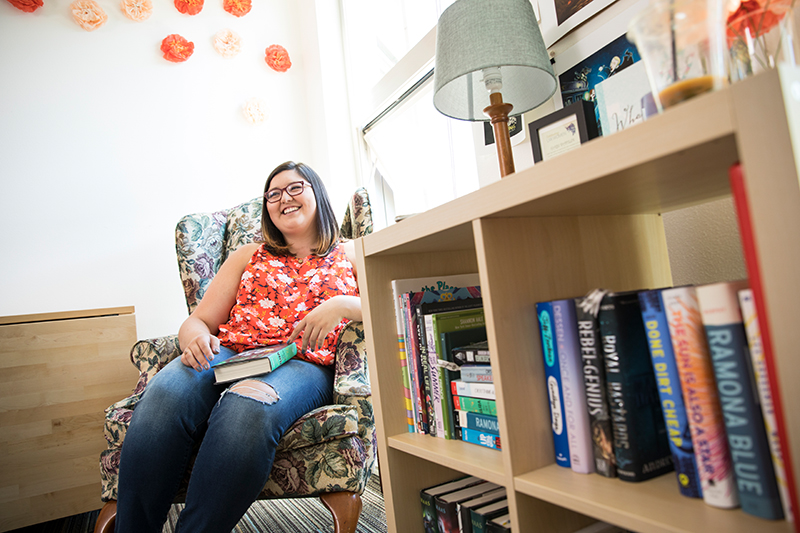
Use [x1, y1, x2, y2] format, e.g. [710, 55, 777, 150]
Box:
[355, 66, 800, 533]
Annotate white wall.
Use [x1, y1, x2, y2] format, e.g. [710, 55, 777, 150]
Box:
[0, 0, 353, 339]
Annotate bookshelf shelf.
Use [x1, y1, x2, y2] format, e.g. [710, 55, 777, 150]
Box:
[357, 67, 800, 533]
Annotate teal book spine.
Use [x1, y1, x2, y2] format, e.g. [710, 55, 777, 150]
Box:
[536, 301, 571, 468]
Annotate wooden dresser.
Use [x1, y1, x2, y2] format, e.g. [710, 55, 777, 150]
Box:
[0, 307, 138, 531]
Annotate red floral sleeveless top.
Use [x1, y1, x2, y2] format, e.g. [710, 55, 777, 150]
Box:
[217, 243, 359, 366]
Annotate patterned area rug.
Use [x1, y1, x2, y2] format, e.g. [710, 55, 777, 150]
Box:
[11, 474, 386, 533]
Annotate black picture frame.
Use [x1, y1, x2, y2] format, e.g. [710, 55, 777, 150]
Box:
[528, 100, 599, 163]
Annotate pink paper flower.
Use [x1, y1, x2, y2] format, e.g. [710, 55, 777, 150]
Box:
[265, 44, 291, 72]
[71, 0, 108, 31]
[120, 0, 152, 21]
[6, 0, 43, 13]
[243, 97, 268, 124]
[214, 29, 242, 58]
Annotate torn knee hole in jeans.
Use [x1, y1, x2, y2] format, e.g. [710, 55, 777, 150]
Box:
[227, 380, 280, 405]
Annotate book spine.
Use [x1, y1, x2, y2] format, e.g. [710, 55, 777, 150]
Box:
[662, 286, 740, 509]
[574, 295, 616, 478]
[451, 380, 495, 400]
[460, 427, 502, 450]
[639, 289, 703, 498]
[553, 299, 595, 474]
[417, 305, 435, 436]
[434, 499, 460, 533]
[460, 365, 493, 383]
[698, 281, 784, 520]
[420, 490, 437, 533]
[454, 348, 491, 365]
[536, 301, 571, 468]
[739, 288, 794, 521]
[406, 296, 429, 434]
[425, 313, 447, 438]
[454, 410, 499, 435]
[453, 395, 497, 416]
[599, 292, 673, 482]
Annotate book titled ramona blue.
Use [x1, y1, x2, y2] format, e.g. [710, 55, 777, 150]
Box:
[639, 289, 703, 499]
[535, 301, 570, 468]
[211, 343, 297, 384]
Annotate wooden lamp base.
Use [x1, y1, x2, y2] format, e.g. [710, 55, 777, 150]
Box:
[483, 91, 515, 178]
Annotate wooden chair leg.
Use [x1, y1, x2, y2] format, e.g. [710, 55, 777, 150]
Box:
[94, 500, 117, 533]
[320, 491, 362, 533]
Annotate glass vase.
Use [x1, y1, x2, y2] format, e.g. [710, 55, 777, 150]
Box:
[727, 0, 798, 82]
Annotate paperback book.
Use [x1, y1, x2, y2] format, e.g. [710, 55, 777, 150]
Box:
[210, 343, 297, 384]
[440, 327, 489, 440]
[458, 427, 502, 450]
[454, 410, 499, 435]
[453, 395, 497, 416]
[453, 340, 491, 365]
[698, 280, 784, 520]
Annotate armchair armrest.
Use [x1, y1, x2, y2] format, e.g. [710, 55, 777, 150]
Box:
[332, 321, 371, 403]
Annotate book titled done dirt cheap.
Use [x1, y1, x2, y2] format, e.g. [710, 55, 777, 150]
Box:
[211, 343, 297, 384]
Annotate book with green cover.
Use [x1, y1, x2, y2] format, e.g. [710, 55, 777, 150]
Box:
[211, 343, 297, 384]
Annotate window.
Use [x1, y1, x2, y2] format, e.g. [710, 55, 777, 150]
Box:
[340, 0, 479, 224]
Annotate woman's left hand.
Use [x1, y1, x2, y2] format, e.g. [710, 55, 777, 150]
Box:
[288, 295, 360, 353]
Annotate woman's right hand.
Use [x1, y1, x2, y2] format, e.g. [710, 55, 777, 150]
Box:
[180, 333, 221, 372]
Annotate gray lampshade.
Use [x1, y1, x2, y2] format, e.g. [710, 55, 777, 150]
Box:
[433, 0, 556, 121]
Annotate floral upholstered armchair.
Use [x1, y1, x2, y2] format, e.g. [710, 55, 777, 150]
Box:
[96, 189, 375, 533]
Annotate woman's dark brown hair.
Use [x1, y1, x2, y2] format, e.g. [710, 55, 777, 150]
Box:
[260, 161, 340, 256]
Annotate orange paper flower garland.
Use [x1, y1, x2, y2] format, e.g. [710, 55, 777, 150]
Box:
[71, 0, 108, 31]
[265, 44, 291, 72]
[174, 0, 202, 15]
[161, 34, 194, 62]
[223, 0, 250, 17]
[120, 0, 152, 21]
[6, 0, 43, 13]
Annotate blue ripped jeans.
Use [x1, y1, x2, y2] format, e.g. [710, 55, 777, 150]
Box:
[115, 346, 333, 533]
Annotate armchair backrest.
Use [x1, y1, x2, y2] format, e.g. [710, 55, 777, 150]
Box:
[175, 188, 372, 314]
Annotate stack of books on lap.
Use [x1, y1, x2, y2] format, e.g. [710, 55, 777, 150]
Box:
[534, 280, 791, 522]
[420, 476, 506, 533]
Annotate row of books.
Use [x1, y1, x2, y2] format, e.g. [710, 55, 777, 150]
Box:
[391, 274, 501, 451]
[421, 476, 509, 533]
[537, 280, 793, 522]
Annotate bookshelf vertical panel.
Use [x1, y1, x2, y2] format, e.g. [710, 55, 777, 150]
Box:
[730, 67, 800, 530]
[473, 215, 672, 477]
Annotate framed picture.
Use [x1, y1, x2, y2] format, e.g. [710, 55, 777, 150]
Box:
[528, 100, 599, 163]
[538, 0, 618, 47]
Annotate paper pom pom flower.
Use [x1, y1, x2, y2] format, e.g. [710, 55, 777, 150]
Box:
[161, 34, 194, 63]
[6, 0, 43, 13]
[214, 29, 242, 58]
[243, 97, 268, 124]
[265, 45, 291, 72]
[174, 0, 202, 15]
[223, 0, 250, 17]
[120, 0, 152, 21]
[71, 0, 108, 31]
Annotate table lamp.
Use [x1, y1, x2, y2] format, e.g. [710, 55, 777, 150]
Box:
[433, 0, 556, 178]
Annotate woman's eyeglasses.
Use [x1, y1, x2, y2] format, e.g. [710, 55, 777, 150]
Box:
[264, 181, 311, 203]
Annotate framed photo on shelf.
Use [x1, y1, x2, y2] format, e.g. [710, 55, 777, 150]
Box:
[538, 0, 618, 47]
[528, 100, 599, 163]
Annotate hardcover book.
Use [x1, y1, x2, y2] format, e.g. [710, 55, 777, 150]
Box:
[536, 300, 570, 468]
[486, 514, 511, 533]
[470, 499, 508, 533]
[662, 285, 740, 509]
[454, 410, 499, 435]
[421, 476, 483, 533]
[391, 274, 481, 434]
[452, 340, 491, 365]
[434, 481, 500, 533]
[574, 289, 616, 477]
[739, 288, 793, 521]
[458, 427, 501, 450]
[458, 487, 506, 533]
[459, 364, 493, 383]
[639, 288, 703, 498]
[210, 343, 297, 384]
[598, 290, 673, 482]
[453, 395, 497, 416]
[553, 298, 595, 474]
[698, 280, 784, 520]
[451, 380, 495, 400]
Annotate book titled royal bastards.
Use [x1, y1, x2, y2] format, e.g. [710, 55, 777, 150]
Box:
[574, 289, 616, 478]
[598, 290, 673, 482]
[698, 280, 784, 520]
[536, 301, 570, 468]
[639, 288, 703, 498]
[210, 343, 297, 384]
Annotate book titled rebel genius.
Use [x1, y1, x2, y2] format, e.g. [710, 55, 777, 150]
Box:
[599, 291, 673, 482]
